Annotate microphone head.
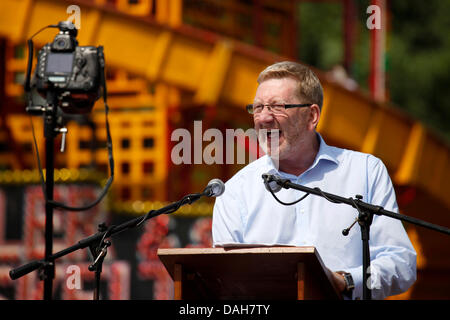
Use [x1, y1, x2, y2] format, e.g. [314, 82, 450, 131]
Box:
[262, 173, 282, 193]
[204, 178, 225, 197]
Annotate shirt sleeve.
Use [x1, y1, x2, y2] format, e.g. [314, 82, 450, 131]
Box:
[349, 156, 417, 300]
[212, 177, 246, 247]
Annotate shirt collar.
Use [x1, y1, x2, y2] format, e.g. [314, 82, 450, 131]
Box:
[261, 132, 339, 178]
[312, 132, 340, 167]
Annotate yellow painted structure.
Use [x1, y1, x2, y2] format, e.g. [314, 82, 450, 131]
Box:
[1, 0, 448, 208]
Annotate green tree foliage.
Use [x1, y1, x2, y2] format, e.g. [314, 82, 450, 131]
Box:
[388, 1, 450, 142]
[297, 0, 450, 142]
[298, 2, 343, 70]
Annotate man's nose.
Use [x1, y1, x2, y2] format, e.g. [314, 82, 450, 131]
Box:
[256, 108, 275, 123]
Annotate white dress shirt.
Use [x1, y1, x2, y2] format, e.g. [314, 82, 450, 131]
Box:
[212, 134, 416, 299]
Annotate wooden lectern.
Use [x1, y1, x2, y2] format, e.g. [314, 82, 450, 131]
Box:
[157, 246, 342, 300]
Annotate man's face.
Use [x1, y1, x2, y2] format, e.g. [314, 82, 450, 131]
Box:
[253, 77, 312, 161]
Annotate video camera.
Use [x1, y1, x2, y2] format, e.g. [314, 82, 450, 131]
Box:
[34, 21, 103, 114]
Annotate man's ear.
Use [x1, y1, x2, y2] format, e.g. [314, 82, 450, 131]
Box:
[310, 104, 321, 129]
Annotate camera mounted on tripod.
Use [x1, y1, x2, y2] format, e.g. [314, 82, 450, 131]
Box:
[22, 20, 113, 212]
[33, 21, 103, 114]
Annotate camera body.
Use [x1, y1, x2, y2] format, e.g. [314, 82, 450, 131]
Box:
[35, 23, 102, 114]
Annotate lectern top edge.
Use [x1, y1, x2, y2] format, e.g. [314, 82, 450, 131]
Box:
[157, 245, 318, 256]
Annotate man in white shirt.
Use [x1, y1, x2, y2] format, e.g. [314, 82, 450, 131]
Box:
[212, 61, 416, 299]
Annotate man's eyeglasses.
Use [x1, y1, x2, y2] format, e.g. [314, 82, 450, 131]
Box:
[246, 103, 313, 115]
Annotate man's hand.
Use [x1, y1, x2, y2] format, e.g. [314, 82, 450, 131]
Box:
[329, 270, 347, 293]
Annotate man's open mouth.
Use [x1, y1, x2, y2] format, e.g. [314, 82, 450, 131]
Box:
[266, 129, 281, 139]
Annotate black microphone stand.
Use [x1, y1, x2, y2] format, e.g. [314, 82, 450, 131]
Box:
[9, 191, 207, 300]
[88, 222, 111, 301]
[263, 174, 450, 300]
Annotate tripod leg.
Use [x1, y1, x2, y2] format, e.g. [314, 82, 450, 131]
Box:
[43, 93, 58, 300]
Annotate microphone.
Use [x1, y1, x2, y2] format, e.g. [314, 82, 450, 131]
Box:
[203, 178, 225, 197]
[262, 173, 282, 193]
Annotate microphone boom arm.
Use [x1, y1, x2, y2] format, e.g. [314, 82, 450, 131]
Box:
[263, 173, 450, 300]
[9, 188, 215, 284]
[264, 174, 450, 235]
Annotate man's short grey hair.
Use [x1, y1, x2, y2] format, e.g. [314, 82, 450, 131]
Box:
[257, 61, 324, 110]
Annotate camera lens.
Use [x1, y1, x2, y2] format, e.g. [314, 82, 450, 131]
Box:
[51, 34, 74, 51]
[55, 38, 68, 49]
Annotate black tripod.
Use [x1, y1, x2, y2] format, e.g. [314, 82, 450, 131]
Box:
[26, 88, 109, 300]
[21, 20, 113, 300]
[25, 90, 63, 300]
